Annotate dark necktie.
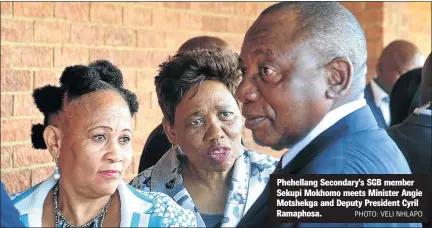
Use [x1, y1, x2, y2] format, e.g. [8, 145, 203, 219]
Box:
[274, 160, 283, 173]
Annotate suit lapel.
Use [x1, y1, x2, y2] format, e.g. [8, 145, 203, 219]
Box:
[238, 106, 379, 226]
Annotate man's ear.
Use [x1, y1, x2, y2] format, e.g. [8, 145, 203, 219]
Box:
[43, 126, 62, 159]
[325, 58, 353, 99]
[162, 118, 177, 145]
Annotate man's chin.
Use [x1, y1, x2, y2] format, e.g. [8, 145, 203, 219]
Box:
[252, 133, 286, 151]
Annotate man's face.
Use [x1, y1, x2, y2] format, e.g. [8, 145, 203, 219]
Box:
[236, 13, 333, 150]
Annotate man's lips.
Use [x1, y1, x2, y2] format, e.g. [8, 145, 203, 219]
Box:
[245, 115, 268, 129]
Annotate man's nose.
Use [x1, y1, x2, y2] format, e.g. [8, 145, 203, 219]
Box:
[236, 77, 260, 104]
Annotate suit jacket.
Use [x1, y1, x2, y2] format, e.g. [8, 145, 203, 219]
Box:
[236, 106, 419, 228]
[364, 84, 387, 128]
[386, 112, 431, 183]
[138, 124, 172, 173]
[1, 182, 24, 227]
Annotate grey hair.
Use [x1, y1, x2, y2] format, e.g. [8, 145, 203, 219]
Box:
[261, 2, 368, 99]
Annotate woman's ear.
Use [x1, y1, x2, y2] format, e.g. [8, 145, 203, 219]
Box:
[162, 117, 177, 145]
[43, 126, 62, 159]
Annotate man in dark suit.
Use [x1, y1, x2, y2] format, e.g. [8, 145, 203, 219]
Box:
[235, 2, 416, 227]
[365, 40, 424, 128]
[387, 53, 431, 183]
[138, 36, 232, 173]
[1, 182, 24, 227]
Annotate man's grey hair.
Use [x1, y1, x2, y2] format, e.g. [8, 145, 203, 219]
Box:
[261, 2, 367, 99]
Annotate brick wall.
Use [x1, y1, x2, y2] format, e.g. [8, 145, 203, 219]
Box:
[1, 2, 431, 193]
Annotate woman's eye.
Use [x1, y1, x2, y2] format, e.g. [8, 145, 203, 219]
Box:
[259, 67, 274, 76]
[93, 134, 106, 142]
[221, 112, 233, 118]
[119, 136, 131, 145]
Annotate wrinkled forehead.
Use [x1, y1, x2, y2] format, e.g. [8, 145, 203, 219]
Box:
[241, 12, 304, 61]
[60, 90, 131, 128]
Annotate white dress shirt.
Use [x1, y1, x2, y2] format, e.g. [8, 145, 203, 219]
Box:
[281, 98, 367, 168]
[370, 79, 391, 126]
[419, 108, 431, 116]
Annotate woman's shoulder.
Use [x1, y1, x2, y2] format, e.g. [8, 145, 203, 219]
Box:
[244, 147, 280, 163]
[125, 185, 197, 227]
[10, 181, 43, 203]
[129, 166, 153, 191]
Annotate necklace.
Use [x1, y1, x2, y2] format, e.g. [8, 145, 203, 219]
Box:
[53, 184, 112, 228]
[414, 101, 431, 115]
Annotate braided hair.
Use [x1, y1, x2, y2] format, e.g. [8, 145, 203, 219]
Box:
[31, 60, 139, 149]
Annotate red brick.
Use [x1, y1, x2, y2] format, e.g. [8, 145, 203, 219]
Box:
[125, 154, 135, 175]
[1, 119, 42, 142]
[137, 70, 157, 94]
[1, 19, 33, 42]
[152, 9, 180, 30]
[54, 47, 89, 68]
[1, 95, 13, 117]
[13, 144, 52, 168]
[71, 24, 105, 46]
[123, 7, 152, 27]
[90, 3, 122, 25]
[1, 146, 12, 169]
[34, 71, 60, 88]
[178, 14, 203, 31]
[122, 70, 137, 91]
[31, 166, 55, 186]
[137, 30, 164, 49]
[340, 2, 364, 12]
[226, 18, 252, 34]
[137, 2, 163, 7]
[55, 2, 90, 22]
[213, 2, 236, 15]
[202, 16, 228, 33]
[163, 2, 190, 9]
[365, 2, 384, 10]
[14, 2, 53, 18]
[34, 21, 70, 44]
[365, 26, 384, 42]
[13, 94, 41, 117]
[90, 49, 122, 66]
[104, 27, 136, 47]
[121, 50, 153, 68]
[150, 51, 169, 69]
[1, 2, 12, 15]
[132, 131, 150, 151]
[135, 91, 163, 132]
[235, 2, 267, 17]
[0, 70, 32, 92]
[163, 31, 196, 51]
[1, 46, 11, 68]
[13, 47, 53, 68]
[1, 170, 31, 193]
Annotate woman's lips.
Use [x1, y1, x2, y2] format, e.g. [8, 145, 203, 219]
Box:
[245, 116, 268, 129]
[207, 146, 231, 163]
[98, 170, 120, 179]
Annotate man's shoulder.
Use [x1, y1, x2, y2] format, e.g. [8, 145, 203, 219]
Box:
[306, 129, 410, 174]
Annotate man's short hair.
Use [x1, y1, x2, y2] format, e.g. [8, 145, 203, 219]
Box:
[261, 2, 368, 98]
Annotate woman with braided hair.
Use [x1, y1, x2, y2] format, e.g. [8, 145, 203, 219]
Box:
[9, 60, 196, 227]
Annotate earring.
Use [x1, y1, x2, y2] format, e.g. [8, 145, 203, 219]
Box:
[171, 143, 178, 151]
[53, 159, 60, 180]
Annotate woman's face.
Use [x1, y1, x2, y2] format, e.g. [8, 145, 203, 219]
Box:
[166, 80, 243, 172]
[57, 90, 133, 197]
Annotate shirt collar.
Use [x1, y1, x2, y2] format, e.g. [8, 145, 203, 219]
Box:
[419, 108, 432, 116]
[281, 98, 367, 168]
[370, 79, 389, 107]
